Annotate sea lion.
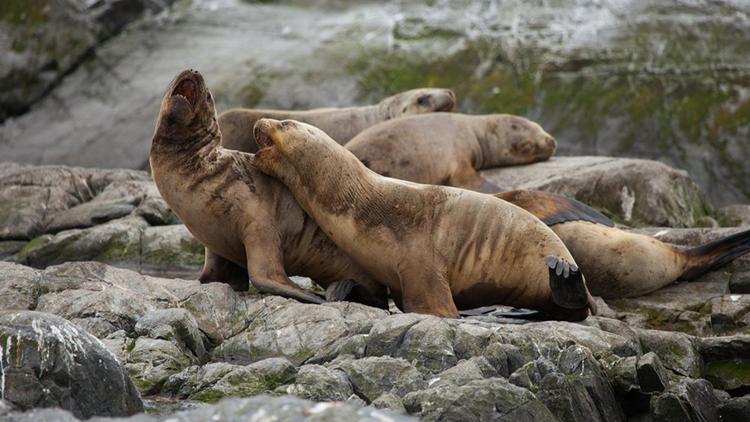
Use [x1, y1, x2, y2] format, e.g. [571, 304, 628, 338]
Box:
[252, 118, 596, 320]
[150, 69, 386, 308]
[496, 190, 750, 298]
[345, 113, 556, 193]
[218, 88, 456, 153]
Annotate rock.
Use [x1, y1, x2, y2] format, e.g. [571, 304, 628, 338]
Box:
[135, 308, 208, 362]
[125, 337, 198, 395]
[637, 352, 670, 393]
[166, 358, 297, 402]
[699, 336, 750, 392]
[483, 342, 527, 377]
[720, 396, 750, 421]
[332, 356, 425, 402]
[699, 335, 750, 361]
[2, 407, 81, 422]
[390, 316, 457, 373]
[428, 356, 497, 388]
[0, 262, 42, 311]
[0, 311, 143, 418]
[140, 224, 203, 277]
[718, 204, 750, 227]
[365, 313, 424, 357]
[170, 282, 249, 344]
[637, 329, 702, 378]
[277, 364, 353, 402]
[371, 392, 407, 413]
[481, 157, 712, 227]
[403, 377, 557, 422]
[649, 378, 721, 422]
[212, 300, 365, 365]
[729, 271, 750, 294]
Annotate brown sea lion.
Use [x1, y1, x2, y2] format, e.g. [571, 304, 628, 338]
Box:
[496, 190, 750, 298]
[218, 88, 456, 153]
[252, 118, 596, 320]
[345, 113, 556, 193]
[150, 69, 386, 307]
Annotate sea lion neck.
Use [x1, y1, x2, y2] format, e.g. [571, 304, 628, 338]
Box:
[462, 115, 491, 169]
[151, 117, 221, 161]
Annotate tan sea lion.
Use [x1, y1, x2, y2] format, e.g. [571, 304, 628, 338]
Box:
[496, 190, 750, 298]
[150, 69, 386, 307]
[252, 118, 596, 320]
[345, 113, 556, 193]
[218, 88, 457, 153]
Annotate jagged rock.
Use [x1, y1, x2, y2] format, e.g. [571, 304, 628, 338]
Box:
[165, 358, 297, 402]
[135, 308, 208, 362]
[718, 204, 750, 227]
[277, 364, 353, 402]
[0, 311, 143, 418]
[720, 396, 750, 421]
[427, 356, 497, 388]
[637, 352, 670, 393]
[331, 356, 426, 402]
[481, 157, 712, 227]
[140, 224, 203, 276]
[649, 378, 721, 422]
[637, 329, 702, 378]
[729, 271, 750, 294]
[172, 282, 250, 343]
[125, 337, 199, 395]
[365, 313, 425, 357]
[0, 262, 42, 311]
[403, 377, 557, 422]
[371, 392, 407, 413]
[388, 316, 457, 373]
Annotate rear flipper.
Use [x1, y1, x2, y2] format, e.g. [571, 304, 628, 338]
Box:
[546, 255, 590, 310]
[325, 279, 389, 310]
[681, 229, 750, 281]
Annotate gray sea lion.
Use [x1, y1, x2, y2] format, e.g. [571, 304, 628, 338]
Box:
[218, 88, 456, 153]
[150, 69, 386, 307]
[496, 190, 750, 298]
[345, 113, 556, 193]
[252, 118, 596, 320]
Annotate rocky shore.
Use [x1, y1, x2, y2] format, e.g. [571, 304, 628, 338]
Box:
[2, 161, 750, 421]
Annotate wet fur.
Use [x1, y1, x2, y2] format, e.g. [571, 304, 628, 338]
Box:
[219, 88, 456, 153]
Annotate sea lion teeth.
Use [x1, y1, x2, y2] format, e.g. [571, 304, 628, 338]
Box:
[172, 78, 197, 105]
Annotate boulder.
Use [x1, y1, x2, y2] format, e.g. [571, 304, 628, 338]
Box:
[717, 204, 750, 227]
[0, 311, 143, 418]
[331, 356, 426, 402]
[481, 156, 712, 227]
[649, 378, 721, 422]
[277, 364, 354, 402]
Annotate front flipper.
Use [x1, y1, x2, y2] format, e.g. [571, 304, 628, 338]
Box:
[448, 163, 503, 194]
[325, 279, 389, 309]
[546, 255, 589, 310]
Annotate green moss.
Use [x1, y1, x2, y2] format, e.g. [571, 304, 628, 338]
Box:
[704, 359, 750, 390]
[0, 0, 48, 25]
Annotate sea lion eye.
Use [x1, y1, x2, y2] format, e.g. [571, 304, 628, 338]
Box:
[416, 95, 430, 106]
[206, 92, 212, 103]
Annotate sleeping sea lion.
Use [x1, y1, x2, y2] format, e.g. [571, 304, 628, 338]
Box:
[150, 69, 386, 308]
[252, 118, 596, 320]
[496, 190, 750, 298]
[218, 88, 456, 153]
[345, 113, 556, 193]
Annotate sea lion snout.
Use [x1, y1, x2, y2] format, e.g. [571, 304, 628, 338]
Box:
[253, 118, 277, 150]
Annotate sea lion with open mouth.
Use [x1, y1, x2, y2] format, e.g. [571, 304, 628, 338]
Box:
[345, 113, 556, 193]
[253, 118, 596, 320]
[150, 69, 386, 307]
[219, 88, 456, 153]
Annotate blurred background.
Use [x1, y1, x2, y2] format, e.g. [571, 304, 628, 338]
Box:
[0, 0, 748, 206]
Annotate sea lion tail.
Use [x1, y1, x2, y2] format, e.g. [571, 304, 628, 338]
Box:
[680, 229, 750, 281]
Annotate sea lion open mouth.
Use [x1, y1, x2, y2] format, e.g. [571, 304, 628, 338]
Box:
[172, 78, 197, 107]
[254, 122, 275, 150]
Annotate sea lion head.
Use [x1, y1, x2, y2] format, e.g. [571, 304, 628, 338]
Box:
[482, 115, 556, 166]
[153, 69, 217, 145]
[254, 118, 346, 186]
[380, 88, 457, 118]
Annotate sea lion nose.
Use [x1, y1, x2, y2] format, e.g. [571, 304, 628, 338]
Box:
[545, 136, 557, 150]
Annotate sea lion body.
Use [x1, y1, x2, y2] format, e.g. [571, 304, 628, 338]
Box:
[253, 119, 594, 320]
[345, 113, 556, 193]
[150, 69, 386, 306]
[219, 88, 456, 153]
[495, 190, 750, 298]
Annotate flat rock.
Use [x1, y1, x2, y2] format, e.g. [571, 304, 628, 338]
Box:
[481, 156, 712, 227]
[0, 311, 143, 419]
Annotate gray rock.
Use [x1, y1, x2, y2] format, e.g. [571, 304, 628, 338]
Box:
[172, 282, 249, 344]
[166, 358, 297, 402]
[135, 308, 208, 362]
[0, 311, 143, 418]
[2, 407, 81, 422]
[720, 396, 750, 422]
[637, 329, 702, 378]
[637, 352, 670, 393]
[404, 377, 557, 422]
[139, 224, 203, 277]
[699, 334, 750, 361]
[481, 156, 712, 227]
[371, 392, 407, 413]
[365, 313, 424, 357]
[125, 337, 198, 395]
[717, 204, 750, 227]
[607, 356, 639, 396]
[483, 342, 527, 377]
[332, 356, 426, 402]
[649, 378, 721, 422]
[0, 262, 42, 311]
[392, 316, 457, 373]
[427, 356, 497, 388]
[729, 271, 750, 294]
[277, 364, 353, 402]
